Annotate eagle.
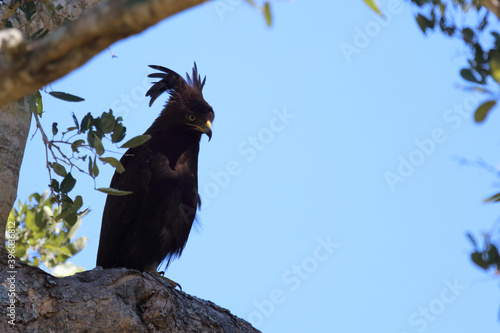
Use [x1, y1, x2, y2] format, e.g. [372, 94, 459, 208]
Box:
[96, 63, 214, 277]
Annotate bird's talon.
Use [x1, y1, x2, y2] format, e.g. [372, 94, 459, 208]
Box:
[151, 272, 182, 291]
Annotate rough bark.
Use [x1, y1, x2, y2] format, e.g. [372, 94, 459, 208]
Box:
[0, 99, 32, 255]
[481, 0, 500, 20]
[0, 260, 260, 332]
[0, 0, 205, 107]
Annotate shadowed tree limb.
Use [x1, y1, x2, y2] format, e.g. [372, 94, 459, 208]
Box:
[0, 0, 205, 107]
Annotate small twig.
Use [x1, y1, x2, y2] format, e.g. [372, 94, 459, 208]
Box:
[32, 110, 55, 198]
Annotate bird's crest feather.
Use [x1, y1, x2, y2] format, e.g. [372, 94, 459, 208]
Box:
[146, 62, 206, 107]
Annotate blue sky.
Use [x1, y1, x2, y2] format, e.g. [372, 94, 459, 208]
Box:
[15, 0, 500, 332]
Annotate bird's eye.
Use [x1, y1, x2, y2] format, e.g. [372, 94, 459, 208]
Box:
[187, 114, 197, 122]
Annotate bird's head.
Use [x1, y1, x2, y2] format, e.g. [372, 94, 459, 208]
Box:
[146, 63, 214, 141]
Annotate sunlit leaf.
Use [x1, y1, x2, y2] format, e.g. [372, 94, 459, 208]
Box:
[52, 262, 85, 277]
[263, 1, 272, 26]
[489, 56, 500, 84]
[363, 0, 383, 17]
[474, 100, 496, 123]
[483, 191, 500, 203]
[97, 187, 133, 196]
[120, 134, 151, 149]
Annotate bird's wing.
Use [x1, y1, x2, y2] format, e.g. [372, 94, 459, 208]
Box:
[96, 144, 152, 268]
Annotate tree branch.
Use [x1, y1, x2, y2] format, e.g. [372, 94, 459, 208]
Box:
[0, 0, 205, 107]
[0, 261, 260, 332]
[481, 0, 500, 20]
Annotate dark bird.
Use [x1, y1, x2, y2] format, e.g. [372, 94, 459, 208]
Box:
[96, 63, 214, 276]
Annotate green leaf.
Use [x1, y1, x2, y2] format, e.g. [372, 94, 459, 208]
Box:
[71, 139, 85, 153]
[416, 14, 429, 34]
[100, 110, 116, 134]
[97, 187, 133, 196]
[488, 244, 500, 262]
[363, 0, 383, 17]
[49, 91, 85, 102]
[88, 156, 93, 177]
[73, 196, 83, 211]
[52, 122, 58, 136]
[471, 251, 489, 270]
[483, 191, 500, 203]
[60, 173, 76, 194]
[52, 262, 85, 277]
[51, 162, 67, 177]
[474, 100, 496, 123]
[111, 123, 126, 143]
[263, 1, 272, 26]
[93, 134, 105, 156]
[71, 113, 79, 129]
[461, 27, 474, 42]
[54, 208, 71, 222]
[99, 157, 125, 173]
[120, 134, 151, 149]
[80, 113, 93, 132]
[459, 68, 480, 83]
[35, 91, 43, 114]
[92, 157, 100, 177]
[489, 56, 500, 84]
[64, 212, 78, 226]
[28, 91, 43, 115]
[50, 179, 60, 192]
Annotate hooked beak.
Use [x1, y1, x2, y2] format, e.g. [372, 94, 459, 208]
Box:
[189, 120, 212, 141]
[203, 120, 212, 141]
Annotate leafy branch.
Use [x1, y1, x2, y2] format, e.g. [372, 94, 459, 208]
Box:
[8, 191, 87, 277]
[410, 0, 500, 122]
[30, 90, 150, 226]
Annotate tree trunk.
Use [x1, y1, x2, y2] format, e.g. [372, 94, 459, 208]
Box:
[0, 99, 32, 255]
[0, 260, 260, 332]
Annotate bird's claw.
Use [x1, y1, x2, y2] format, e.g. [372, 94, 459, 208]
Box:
[150, 271, 182, 291]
